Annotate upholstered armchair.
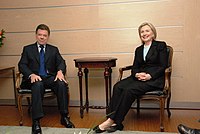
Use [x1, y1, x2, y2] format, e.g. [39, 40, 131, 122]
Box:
[118, 45, 173, 131]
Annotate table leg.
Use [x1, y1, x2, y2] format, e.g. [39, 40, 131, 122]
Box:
[12, 68, 17, 107]
[78, 67, 84, 118]
[108, 68, 112, 103]
[104, 67, 109, 114]
[84, 68, 89, 113]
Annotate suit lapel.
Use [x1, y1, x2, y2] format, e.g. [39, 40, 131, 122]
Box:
[145, 41, 157, 61]
[138, 45, 145, 62]
[33, 43, 40, 63]
[44, 44, 50, 63]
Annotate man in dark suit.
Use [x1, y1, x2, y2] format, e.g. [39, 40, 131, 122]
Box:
[18, 24, 75, 134]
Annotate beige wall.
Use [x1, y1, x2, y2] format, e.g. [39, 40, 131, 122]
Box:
[0, 0, 199, 108]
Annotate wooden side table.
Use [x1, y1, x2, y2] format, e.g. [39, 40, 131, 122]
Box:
[0, 66, 17, 106]
[74, 57, 117, 118]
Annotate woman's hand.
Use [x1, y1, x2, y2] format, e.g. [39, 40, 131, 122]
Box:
[135, 72, 152, 81]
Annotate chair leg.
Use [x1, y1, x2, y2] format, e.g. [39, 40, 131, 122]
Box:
[137, 98, 140, 115]
[17, 95, 23, 126]
[160, 98, 165, 132]
[166, 93, 171, 118]
[26, 97, 31, 114]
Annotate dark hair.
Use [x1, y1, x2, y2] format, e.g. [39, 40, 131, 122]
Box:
[36, 24, 50, 35]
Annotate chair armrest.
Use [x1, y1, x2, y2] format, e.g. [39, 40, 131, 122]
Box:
[118, 65, 172, 95]
[15, 71, 21, 91]
[164, 66, 172, 93]
[118, 65, 133, 81]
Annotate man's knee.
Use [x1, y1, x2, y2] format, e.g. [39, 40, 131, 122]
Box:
[56, 81, 69, 91]
[31, 81, 44, 90]
[31, 81, 44, 94]
[56, 80, 67, 86]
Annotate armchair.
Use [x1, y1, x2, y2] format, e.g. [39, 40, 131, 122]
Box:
[15, 72, 69, 126]
[118, 45, 173, 131]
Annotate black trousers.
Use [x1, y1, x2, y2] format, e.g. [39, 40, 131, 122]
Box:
[21, 75, 69, 120]
[107, 76, 156, 125]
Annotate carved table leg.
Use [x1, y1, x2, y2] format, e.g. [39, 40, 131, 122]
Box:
[84, 68, 89, 113]
[78, 67, 84, 118]
[108, 67, 112, 104]
[104, 67, 109, 114]
[12, 68, 17, 107]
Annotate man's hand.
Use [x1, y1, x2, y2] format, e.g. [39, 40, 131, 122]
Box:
[54, 70, 67, 83]
[30, 74, 42, 83]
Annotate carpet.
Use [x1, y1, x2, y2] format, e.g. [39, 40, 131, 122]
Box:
[0, 126, 178, 134]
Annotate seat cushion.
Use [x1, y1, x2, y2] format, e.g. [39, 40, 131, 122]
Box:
[18, 88, 53, 94]
[144, 90, 166, 96]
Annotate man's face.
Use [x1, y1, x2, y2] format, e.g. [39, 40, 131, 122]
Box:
[36, 29, 49, 45]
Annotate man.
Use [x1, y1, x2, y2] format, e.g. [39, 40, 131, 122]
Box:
[18, 24, 75, 134]
[178, 124, 200, 134]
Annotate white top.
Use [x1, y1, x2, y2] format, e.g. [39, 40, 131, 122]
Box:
[143, 44, 151, 61]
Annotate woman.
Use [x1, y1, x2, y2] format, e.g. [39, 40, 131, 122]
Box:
[94, 22, 168, 133]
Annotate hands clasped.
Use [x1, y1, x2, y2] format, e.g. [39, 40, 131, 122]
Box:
[135, 72, 152, 81]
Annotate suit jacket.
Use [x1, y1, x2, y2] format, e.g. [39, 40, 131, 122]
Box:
[131, 40, 168, 89]
[18, 42, 66, 80]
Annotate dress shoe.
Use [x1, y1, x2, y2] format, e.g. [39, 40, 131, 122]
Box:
[93, 125, 106, 133]
[32, 120, 42, 134]
[60, 117, 75, 128]
[178, 124, 200, 134]
[106, 124, 124, 133]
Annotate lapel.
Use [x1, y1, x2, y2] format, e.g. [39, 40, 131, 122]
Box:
[32, 43, 40, 63]
[138, 45, 145, 62]
[44, 44, 50, 63]
[145, 41, 157, 62]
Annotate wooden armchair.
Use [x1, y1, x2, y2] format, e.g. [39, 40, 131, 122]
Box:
[15, 72, 68, 126]
[118, 45, 173, 131]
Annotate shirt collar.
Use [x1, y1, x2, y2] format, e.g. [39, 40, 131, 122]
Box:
[37, 42, 46, 48]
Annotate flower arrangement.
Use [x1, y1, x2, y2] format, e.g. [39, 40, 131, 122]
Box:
[0, 29, 6, 47]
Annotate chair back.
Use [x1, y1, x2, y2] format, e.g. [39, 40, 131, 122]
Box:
[167, 45, 173, 68]
[164, 45, 173, 93]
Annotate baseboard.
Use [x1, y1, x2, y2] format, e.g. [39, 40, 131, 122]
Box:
[0, 99, 200, 110]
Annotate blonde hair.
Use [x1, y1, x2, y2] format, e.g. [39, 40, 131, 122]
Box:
[138, 22, 157, 42]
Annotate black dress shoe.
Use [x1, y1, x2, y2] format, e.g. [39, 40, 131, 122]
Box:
[61, 117, 75, 128]
[93, 125, 106, 133]
[178, 124, 200, 134]
[32, 120, 42, 134]
[106, 124, 124, 133]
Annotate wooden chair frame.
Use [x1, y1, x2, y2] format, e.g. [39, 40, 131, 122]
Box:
[118, 45, 173, 131]
[15, 72, 69, 126]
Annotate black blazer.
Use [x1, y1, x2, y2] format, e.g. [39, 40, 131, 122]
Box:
[18, 42, 66, 80]
[131, 40, 168, 89]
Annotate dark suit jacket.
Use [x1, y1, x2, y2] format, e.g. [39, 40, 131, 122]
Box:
[131, 40, 168, 89]
[18, 42, 66, 80]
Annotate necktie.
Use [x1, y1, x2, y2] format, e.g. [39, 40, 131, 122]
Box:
[39, 45, 47, 76]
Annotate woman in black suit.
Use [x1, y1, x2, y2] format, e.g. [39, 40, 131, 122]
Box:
[94, 22, 168, 133]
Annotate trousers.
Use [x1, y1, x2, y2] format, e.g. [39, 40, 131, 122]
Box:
[107, 76, 156, 124]
[26, 76, 69, 120]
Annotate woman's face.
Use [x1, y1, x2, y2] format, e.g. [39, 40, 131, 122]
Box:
[139, 25, 154, 44]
